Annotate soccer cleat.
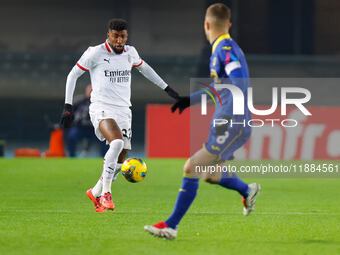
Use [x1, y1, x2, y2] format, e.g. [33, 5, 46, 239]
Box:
[144, 221, 177, 240]
[99, 192, 115, 210]
[86, 189, 107, 213]
[242, 183, 261, 216]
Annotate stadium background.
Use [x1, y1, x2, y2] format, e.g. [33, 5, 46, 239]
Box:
[1, 0, 340, 157]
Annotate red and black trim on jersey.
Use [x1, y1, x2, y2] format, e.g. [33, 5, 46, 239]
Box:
[105, 40, 112, 53]
[105, 40, 142, 67]
[133, 60, 143, 67]
[76, 62, 89, 71]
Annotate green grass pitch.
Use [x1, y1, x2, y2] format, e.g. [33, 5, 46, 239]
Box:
[0, 158, 339, 255]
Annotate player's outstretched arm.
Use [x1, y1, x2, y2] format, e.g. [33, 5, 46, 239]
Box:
[60, 65, 85, 128]
[136, 61, 179, 100]
[171, 96, 190, 114]
[171, 83, 216, 114]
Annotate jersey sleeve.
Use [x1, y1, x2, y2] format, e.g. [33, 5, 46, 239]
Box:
[76, 47, 95, 71]
[218, 45, 242, 77]
[130, 46, 143, 67]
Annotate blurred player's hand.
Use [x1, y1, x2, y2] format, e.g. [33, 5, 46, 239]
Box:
[164, 86, 180, 100]
[60, 104, 74, 128]
[171, 97, 190, 114]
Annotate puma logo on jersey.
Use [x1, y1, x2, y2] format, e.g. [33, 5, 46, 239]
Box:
[104, 58, 110, 64]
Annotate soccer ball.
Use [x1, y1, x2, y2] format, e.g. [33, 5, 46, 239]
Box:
[121, 158, 147, 183]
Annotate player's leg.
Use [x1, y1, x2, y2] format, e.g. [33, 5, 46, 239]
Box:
[203, 129, 261, 215]
[197, 120, 251, 197]
[87, 119, 124, 211]
[164, 148, 217, 227]
[88, 105, 132, 212]
[110, 148, 128, 182]
[144, 148, 217, 239]
[203, 161, 260, 216]
[96, 119, 124, 210]
[118, 149, 128, 163]
[202, 158, 249, 198]
[91, 120, 124, 192]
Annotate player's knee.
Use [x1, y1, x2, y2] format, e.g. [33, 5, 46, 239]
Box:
[183, 158, 196, 176]
[106, 134, 123, 144]
[183, 159, 202, 178]
[183, 159, 191, 175]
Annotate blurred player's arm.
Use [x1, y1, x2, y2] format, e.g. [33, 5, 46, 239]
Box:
[65, 65, 86, 105]
[172, 53, 242, 114]
[136, 61, 180, 100]
[60, 65, 86, 128]
[61, 47, 93, 128]
[189, 84, 215, 104]
[171, 83, 216, 114]
[189, 56, 243, 105]
[135, 61, 166, 89]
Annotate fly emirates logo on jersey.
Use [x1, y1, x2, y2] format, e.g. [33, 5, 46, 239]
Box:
[104, 69, 131, 84]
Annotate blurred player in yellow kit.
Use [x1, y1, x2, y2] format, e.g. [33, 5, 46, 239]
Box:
[145, 3, 261, 239]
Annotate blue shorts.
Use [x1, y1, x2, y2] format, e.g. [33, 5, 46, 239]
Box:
[204, 114, 251, 161]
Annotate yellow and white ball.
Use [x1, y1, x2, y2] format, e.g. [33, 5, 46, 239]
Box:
[121, 158, 147, 183]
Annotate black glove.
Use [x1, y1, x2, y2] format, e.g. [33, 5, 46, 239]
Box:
[164, 86, 180, 100]
[60, 104, 74, 128]
[171, 96, 190, 114]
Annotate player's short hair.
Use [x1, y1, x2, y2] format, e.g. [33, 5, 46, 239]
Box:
[108, 18, 128, 31]
[206, 3, 231, 29]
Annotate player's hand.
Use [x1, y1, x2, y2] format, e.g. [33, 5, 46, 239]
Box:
[171, 96, 190, 114]
[164, 86, 180, 100]
[60, 104, 74, 128]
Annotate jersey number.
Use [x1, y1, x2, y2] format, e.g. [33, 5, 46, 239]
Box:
[122, 128, 132, 140]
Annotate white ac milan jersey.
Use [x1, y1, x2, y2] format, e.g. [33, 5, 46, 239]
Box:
[76, 40, 143, 107]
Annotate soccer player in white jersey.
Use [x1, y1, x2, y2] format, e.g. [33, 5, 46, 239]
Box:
[60, 19, 180, 212]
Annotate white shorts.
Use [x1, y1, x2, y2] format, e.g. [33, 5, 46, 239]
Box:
[89, 102, 132, 150]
